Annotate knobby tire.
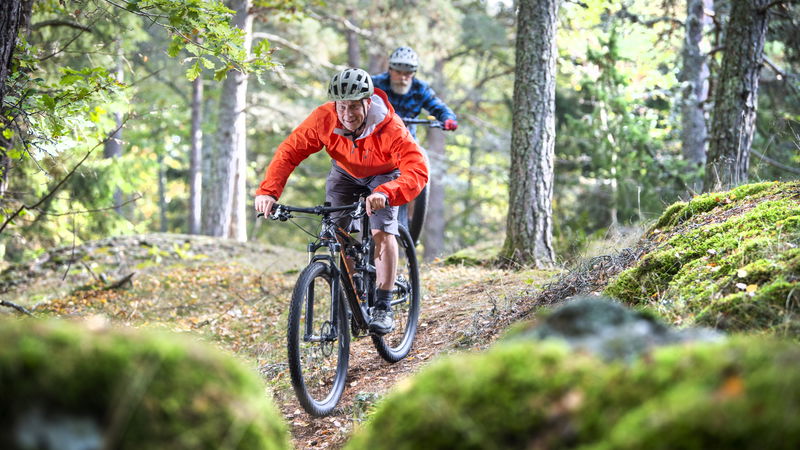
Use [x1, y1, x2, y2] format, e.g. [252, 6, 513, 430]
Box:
[287, 261, 350, 417]
[372, 225, 421, 362]
[408, 184, 429, 245]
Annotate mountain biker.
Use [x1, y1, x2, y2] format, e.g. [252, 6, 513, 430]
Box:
[254, 68, 428, 335]
[372, 46, 457, 230]
[372, 46, 458, 139]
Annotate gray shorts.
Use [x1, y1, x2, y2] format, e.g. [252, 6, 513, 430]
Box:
[326, 163, 400, 235]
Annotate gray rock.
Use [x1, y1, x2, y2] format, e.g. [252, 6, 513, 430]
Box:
[517, 296, 722, 362]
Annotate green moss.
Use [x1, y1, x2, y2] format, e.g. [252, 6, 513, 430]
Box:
[443, 241, 503, 266]
[347, 336, 800, 449]
[649, 201, 687, 232]
[0, 318, 289, 450]
[606, 181, 800, 338]
[647, 181, 779, 234]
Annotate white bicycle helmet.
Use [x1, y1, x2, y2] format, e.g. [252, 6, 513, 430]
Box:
[327, 68, 374, 101]
[388, 46, 419, 72]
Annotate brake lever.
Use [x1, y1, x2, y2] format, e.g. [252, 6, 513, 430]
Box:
[267, 205, 290, 221]
[350, 201, 365, 219]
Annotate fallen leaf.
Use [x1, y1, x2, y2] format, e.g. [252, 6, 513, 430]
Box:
[737, 269, 748, 278]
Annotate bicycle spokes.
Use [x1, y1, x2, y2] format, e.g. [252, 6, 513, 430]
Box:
[288, 264, 349, 415]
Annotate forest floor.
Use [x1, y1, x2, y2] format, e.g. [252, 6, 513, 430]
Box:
[0, 232, 637, 449]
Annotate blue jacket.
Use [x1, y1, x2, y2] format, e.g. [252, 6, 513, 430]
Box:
[372, 72, 456, 139]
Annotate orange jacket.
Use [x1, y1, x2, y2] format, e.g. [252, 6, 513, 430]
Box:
[255, 89, 428, 206]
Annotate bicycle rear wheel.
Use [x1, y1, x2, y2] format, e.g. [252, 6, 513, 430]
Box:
[373, 225, 421, 362]
[407, 183, 428, 245]
[287, 261, 350, 416]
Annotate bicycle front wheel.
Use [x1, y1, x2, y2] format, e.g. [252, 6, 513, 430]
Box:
[373, 225, 421, 362]
[287, 261, 350, 417]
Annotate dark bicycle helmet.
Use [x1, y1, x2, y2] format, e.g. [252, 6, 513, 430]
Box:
[327, 68, 374, 101]
[388, 46, 419, 72]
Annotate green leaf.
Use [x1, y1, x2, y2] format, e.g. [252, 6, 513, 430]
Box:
[8, 147, 23, 159]
[2, 128, 12, 139]
[167, 36, 184, 58]
[60, 74, 83, 85]
[186, 61, 202, 81]
[214, 66, 229, 81]
[41, 94, 56, 111]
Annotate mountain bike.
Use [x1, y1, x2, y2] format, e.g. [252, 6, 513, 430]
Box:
[401, 116, 449, 245]
[261, 200, 420, 416]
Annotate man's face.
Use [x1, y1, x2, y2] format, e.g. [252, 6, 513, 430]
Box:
[388, 68, 415, 95]
[335, 99, 371, 132]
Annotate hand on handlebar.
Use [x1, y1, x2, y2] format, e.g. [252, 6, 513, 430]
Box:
[365, 192, 388, 216]
[443, 119, 458, 131]
[255, 195, 277, 216]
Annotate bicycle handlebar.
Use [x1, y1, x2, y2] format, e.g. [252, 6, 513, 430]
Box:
[256, 201, 364, 221]
[402, 117, 443, 128]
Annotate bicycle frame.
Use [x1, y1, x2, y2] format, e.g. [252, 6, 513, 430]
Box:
[269, 202, 376, 337]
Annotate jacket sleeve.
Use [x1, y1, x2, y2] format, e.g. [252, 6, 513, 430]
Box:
[255, 109, 325, 199]
[421, 84, 456, 122]
[373, 121, 429, 206]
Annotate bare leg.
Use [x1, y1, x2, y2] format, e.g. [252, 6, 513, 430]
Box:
[372, 229, 397, 291]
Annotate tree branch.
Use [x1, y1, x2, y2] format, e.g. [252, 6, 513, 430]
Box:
[34, 193, 143, 216]
[253, 32, 341, 71]
[104, 272, 135, 290]
[762, 56, 789, 79]
[0, 300, 34, 316]
[31, 19, 92, 32]
[306, 9, 375, 39]
[759, 0, 786, 13]
[752, 149, 800, 175]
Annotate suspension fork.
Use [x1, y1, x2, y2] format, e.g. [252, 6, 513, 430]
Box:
[305, 225, 344, 341]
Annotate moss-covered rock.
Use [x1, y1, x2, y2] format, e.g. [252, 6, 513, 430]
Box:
[504, 297, 720, 362]
[0, 317, 289, 450]
[347, 336, 800, 450]
[605, 180, 800, 337]
[443, 240, 503, 266]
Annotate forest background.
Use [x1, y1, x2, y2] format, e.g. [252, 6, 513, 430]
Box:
[1, 0, 798, 268]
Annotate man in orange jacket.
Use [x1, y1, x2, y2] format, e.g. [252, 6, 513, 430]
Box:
[254, 68, 428, 334]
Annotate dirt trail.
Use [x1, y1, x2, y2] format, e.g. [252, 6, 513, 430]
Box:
[284, 265, 551, 449]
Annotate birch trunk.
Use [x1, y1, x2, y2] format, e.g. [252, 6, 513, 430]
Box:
[680, 0, 712, 192]
[209, 0, 252, 240]
[188, 75, 203, 234]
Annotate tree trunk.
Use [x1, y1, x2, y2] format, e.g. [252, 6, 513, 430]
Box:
[680, 0, 712, 192]
[704, 0, 770, 192]
[345, 8, 360, 68]
[188, 75, 203, 234]
[104, 39, 124, 214]
[158, 153, 167, 232]
[0, 0, 24, 105]
[209, 0, 252, 240]
[500, 0, 557, 268]
[201, 132, 214, 235]
[422, 58, 447, 262]
[423, 127, 446, 262]
[0, 0, 32, 197]
[368, 49, 386, 75]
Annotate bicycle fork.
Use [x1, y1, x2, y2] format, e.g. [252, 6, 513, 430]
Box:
[303, 239, 344, 345]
